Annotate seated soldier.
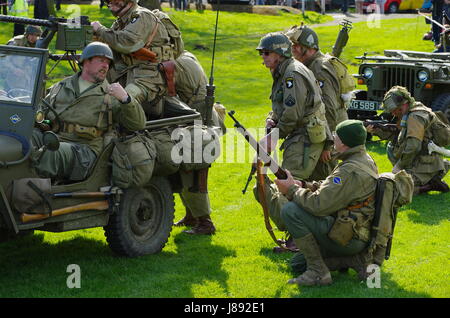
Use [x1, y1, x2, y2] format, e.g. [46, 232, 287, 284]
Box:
[274, 120, 378, 286]
[7, 25, 42, 48]
[32, 42, 146, 182]
[367, 86, 450, 195]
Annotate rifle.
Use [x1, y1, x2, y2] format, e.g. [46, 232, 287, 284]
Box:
[332, 20, 352, 58]
[363, 119, 399, 133]
[228, 110, 287, 180]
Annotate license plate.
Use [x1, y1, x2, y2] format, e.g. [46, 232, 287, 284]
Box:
[349, 100, 381, 111]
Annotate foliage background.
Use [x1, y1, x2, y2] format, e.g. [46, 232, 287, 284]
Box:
[0, 5, 448, 298]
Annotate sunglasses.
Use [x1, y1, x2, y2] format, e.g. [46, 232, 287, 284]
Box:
[259, 51, 271, 56]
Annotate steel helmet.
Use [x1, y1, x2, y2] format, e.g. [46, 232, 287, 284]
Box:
[79, 42, 114, 64]
[382, 86, 413, 113]
[285, 25, 319, 50]
[256, 32, 292, 58]
[24, 25, 42, 36]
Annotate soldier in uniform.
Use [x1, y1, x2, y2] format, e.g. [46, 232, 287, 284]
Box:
[256, 32, 330, 182]
[274, 120, 377, 286]
[171, 50, 226, 235]
[32, 42, 146, 182]
[90, 0, 183, 118]
[286, 25, 350, 180]
[369, 86, 450, 195]
[7, 25, 42, 48]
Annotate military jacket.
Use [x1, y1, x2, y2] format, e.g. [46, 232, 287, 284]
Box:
[392, 102, 447, 184]
[42, 72, 146, 155]
[267, 58, 326, 140]
[287, 145, 378, 241]
[174, 50, 207, 106]
[6, 35, 34, 47]
[303, 51, 347, 131]
[96, 4, 172, 66]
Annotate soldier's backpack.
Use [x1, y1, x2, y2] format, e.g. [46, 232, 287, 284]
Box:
[111, 133, 157, 189]
[369, 170, 414, 266]
[324, 53, 355, 96]
[152, 9, 184, 59]
[430, 110, 450, 147]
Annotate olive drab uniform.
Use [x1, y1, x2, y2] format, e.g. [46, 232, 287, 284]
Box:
[267, 57, 330, 181]
[7, 35, 35, 47]
[172, 50, 225, 222]
[304, 51, 348, 181]
[281, 145, 378, 276]
[94, 3, 174, 112]
[32, 72, 146, 181]
[388, 102, 450, 190]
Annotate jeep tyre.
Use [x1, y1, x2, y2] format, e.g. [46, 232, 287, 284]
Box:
[431, 93, 450, 122]
[104, 176, 175, 257]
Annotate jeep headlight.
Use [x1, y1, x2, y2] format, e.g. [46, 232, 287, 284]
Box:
[417, 70, 428, 82]
[363, 67, 373, 79]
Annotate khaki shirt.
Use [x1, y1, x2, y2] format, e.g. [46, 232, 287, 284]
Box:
[42, 72, 146, 155]
[267, 58, 326, 140]
[174, 50, 207, 106]
[96, 4, 172, 66]
[303, 51, 347, 131]
[287, 145, 378, 219]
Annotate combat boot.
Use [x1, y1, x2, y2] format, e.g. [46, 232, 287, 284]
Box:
[183, 215, 216, 235]
[287, 234, 332, 286]
[324, 253, 369, 281]
[415, 182, 434, 195]
[174, 209, 197, 227]
[429, 179, 450, 193]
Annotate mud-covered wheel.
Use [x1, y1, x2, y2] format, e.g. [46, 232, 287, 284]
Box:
[104, 176, 175, 257]
[431, 93, 450, 122]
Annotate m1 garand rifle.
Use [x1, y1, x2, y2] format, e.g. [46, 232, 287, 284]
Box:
[363, 119, 399, 133]
[228, 110, 289, 250]
[0, 14, 92, 72]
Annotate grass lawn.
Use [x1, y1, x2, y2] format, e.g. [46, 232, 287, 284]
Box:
[0, 5, 448, 298]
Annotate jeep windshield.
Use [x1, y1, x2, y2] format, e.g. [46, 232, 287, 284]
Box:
[0, 50, 40, 105]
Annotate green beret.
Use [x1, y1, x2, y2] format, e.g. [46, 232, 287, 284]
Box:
[336, 119, 367, 148]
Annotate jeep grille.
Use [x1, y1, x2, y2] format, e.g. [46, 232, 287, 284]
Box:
[378, 67, 416, 98]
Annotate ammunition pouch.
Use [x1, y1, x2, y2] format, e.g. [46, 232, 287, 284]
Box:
[150, 45, 174, 62]
[305, 108, 327, 144]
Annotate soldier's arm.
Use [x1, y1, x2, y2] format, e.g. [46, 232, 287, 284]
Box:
[316, 68, 340, 132]
[95, 14, 155, 54]
[397, 114, 427, 169]
[276, 71, 307, 139]
[112, 95, 146, 131]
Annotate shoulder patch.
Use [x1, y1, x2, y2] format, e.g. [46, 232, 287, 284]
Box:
[332, 176, 342, 185]
[130, 16, 139, 23]
[318, 80, 324, 88]
[285, 77, 294, 89]
[284, 95, 296, 107]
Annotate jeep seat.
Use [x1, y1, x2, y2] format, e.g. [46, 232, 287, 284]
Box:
[0, 132, 30, 163]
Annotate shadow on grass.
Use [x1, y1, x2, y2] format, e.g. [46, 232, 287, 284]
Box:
[259, 247, 432, 298]
[0, 230, 236, 297]
[404, 192, 450, 225]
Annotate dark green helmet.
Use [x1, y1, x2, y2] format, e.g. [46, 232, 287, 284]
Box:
[285, 25, 319, 50]
[24, 25, 42, 36]
[80, 42, 114, 64]
[256, 32, 292, 58]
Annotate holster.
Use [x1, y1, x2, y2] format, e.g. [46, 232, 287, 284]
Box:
[158, 60, 176, 97]
[130, 48, 158, 63]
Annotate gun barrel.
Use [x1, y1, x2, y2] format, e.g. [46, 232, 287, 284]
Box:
[0, 14, 54, 28]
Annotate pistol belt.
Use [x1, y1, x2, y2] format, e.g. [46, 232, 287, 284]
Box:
[61, 122, 104, 138]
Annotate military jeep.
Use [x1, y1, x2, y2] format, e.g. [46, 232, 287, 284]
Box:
[0, 45, 204, 257]
[348, 50, 450, 122]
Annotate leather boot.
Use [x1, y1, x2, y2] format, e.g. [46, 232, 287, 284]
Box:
[183, 215, 216, 235]
[416, 182, 434, 195]
[429, 179, 450, 193]
[273, 235, 300, 253]
[174, 209, 197, 227]
[287, 234, 332, 286]
[324, 253, 370, 281]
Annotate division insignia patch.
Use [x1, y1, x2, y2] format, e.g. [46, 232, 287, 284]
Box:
[333, 176, 342, 185]
[318, 80, 324, 88]
[284, 95, 296, 107]
[285, 77, 294, 89]
[131, 17, 138, 23]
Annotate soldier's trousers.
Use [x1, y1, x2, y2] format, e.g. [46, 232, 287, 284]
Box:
[179, 169, 211, 218]
[31, 130, 97, 181]
[281, 201, 367, 273]
[281, 136, 324, 181]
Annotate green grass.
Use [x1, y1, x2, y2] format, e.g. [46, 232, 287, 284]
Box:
[0, 5, 448, 298]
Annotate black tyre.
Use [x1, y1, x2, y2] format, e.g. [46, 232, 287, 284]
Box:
[104, 176, 175, 257]
[387, 3, 398, 14]
[430, 93, 450, 122]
